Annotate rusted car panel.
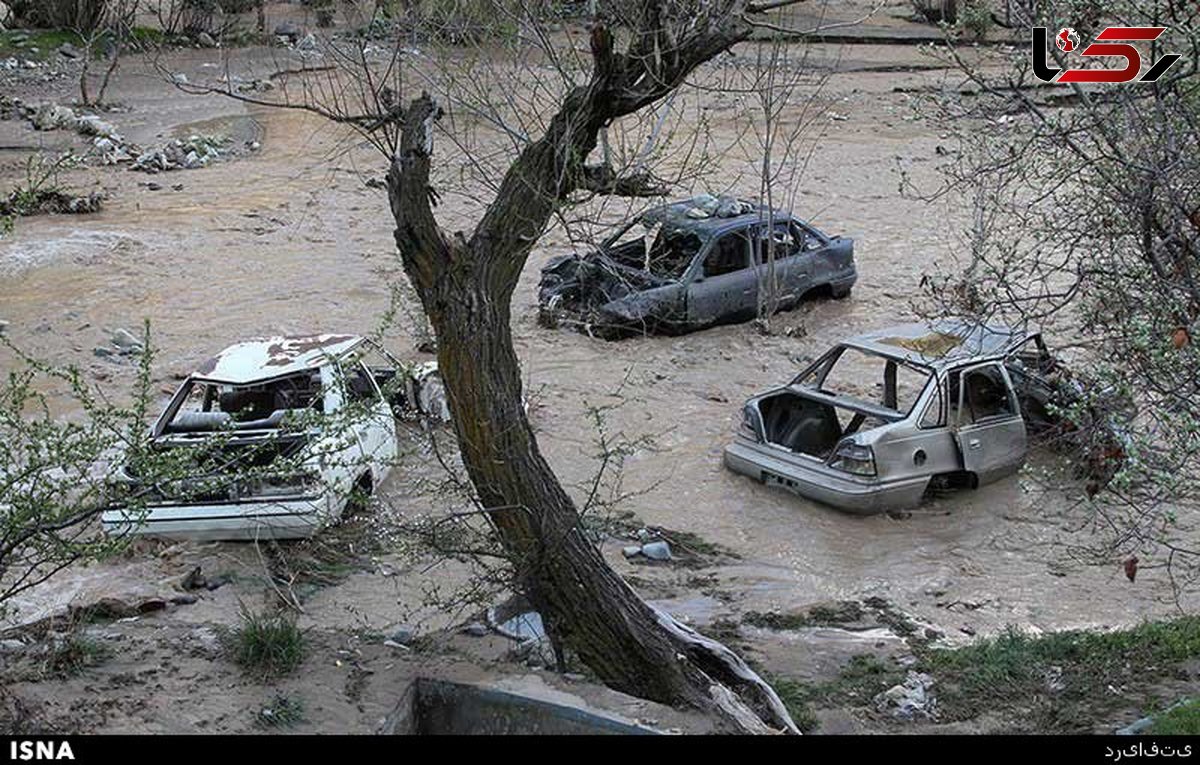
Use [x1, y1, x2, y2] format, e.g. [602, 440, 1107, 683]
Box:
[723, 319, 1072, 514]
[538, 196, 856, 338]
[101, 334, 445, 541]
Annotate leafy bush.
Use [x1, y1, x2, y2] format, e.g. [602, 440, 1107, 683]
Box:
[10, 0, 109, 32]
[957, 0, 992, 41]
[911, 0, 957, 24]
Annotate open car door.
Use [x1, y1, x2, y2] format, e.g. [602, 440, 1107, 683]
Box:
[953, 362, 1027, 484]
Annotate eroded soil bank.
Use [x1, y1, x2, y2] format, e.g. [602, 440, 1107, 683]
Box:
[1, 4, 1196, 734]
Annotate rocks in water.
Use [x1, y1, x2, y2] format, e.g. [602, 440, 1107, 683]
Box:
[0, 2, 11, 30]
[234, 78, 274, 93]
[623, 538, 673, 562]
[641, 541, 672, 561]
[110, 327, 143, 352]
[133, 134, 227, 173]
[196, 32, 217, 48]
[57, 43, 82, 59]
[386, 626, 417, 645]
[296, 33, 319, 52]
[92, 327, 145, 361]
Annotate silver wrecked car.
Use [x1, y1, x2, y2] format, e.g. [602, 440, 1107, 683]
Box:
[723, 319, 1073, 514]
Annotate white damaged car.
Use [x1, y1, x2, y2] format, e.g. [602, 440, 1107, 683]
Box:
[101, 334, 446, 541]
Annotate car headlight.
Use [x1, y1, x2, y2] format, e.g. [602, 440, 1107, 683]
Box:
[830, 441, 876, 476]
[738, 405, 762, 442]
[239, 471, 321, 498]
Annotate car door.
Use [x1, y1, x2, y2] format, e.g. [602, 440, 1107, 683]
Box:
[686, 229, 756, 326]
[953, 362, 1027, 484]
[355, 360, 399, 478]
[754, 220, 809, 309]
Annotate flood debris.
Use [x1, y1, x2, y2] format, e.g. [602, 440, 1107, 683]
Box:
[874, 670, 937, 720]
[0, 188, 103, 217]
[725, 319, 1131, 514]
[537, 194, 856, 339]
[7, 99, 235, 172]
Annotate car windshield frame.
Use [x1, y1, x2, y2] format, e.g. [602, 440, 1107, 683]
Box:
[790, 344, 935, 418]
[600, 216, 708, 281]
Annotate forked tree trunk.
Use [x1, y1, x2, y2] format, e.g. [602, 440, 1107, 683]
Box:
[386, 88, 797, 733]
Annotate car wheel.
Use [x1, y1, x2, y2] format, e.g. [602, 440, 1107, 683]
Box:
[343, 473, 373, 519]
[830, 284, 852, 300]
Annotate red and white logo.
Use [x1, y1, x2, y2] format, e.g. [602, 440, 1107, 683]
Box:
[1055, 27, 1079, 52]
[1033, 26, 1181, 84]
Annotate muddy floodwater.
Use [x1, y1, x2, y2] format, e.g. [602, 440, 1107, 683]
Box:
[0, 28, 1195, 734]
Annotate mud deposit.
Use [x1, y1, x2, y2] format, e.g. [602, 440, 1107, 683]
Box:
[1, 10, 1194, 735]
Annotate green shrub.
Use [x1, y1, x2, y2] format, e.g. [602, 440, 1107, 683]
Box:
[11, 0, 108, 32]
[958, 0, 993, 41]
[229, 607, 305, 678]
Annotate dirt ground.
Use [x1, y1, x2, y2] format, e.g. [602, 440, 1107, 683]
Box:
[1, 1, 1196, 735]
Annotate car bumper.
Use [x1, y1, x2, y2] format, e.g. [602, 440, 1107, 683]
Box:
[101, 495, 332, 541]
[723, 439, 927, 515]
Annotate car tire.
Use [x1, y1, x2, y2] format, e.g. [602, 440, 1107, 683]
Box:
[343, 473, 373, 519]
[830, 284, 852, 300]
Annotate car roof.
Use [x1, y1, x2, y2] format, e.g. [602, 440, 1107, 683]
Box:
[191, 334, 364, 384]
[842, 319, 1030, 371]
[639, 198, 797, 239]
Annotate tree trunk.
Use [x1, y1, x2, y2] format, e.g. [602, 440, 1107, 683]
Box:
[386, 93, 796, 733]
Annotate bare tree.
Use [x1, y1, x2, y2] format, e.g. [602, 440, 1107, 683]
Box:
[172, 0, 890, 732]
[735, 20, 833, 332]
[77, 0, 140, 107]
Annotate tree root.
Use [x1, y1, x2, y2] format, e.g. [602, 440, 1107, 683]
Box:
[650, 604, 799, 734]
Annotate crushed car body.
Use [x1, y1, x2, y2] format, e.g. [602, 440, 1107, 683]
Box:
[724, 319, 1128, 514]
[100, 334, 446, 541]
[537, 195, 856, 338]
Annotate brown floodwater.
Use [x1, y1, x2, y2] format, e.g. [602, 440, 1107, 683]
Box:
[1, 41, 1193, 643]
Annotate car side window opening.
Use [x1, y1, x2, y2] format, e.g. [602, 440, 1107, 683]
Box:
[345, 361, 384, 404]
[756, 222, 800, 263]
[961, 365, 1014, 423]
[647, 228, 702, 280]
[809, 347, 931, 415]
[919, 382, 945, 428]
[704, 231, 750, 277]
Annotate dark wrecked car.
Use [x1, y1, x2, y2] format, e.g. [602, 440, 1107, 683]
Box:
[724, 319, 1131, 514]
[537, 195, 856, 338]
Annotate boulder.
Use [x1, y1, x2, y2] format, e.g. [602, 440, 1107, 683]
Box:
[641, 541, 672, 561]
[31, 103, 76, 131]
[110, 327, 144, 352]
